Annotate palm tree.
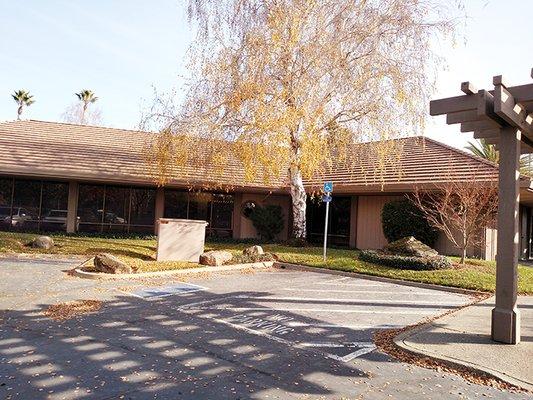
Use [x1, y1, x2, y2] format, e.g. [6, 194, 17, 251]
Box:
[465, 139, 499, 163]
[12, 90, 35, 120]
[466, 138, 532, 176]
[75, 90, 98, 124]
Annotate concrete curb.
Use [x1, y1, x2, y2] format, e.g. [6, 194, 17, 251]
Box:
[274, 262, 487, 296]
[72, 260, 274, 280]
[393, 321, 533, 392]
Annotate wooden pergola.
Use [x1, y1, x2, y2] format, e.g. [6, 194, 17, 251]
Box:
[430, 69, 533, 344]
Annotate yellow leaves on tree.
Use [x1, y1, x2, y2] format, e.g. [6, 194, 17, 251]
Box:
[144, 0, 463, 238]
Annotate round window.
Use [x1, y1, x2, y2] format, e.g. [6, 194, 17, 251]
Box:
[241, 200, 257, 219]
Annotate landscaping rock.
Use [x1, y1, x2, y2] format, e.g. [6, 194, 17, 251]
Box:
[199, 250, 233, 266]
[384, 236, 438, 258]
[243, 245, 264, 257]
[29, 236, 54, 249]
[93, 253, 132, 274]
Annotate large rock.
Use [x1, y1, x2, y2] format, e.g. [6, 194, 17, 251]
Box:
[93, 253, 132, 274]
[384, 236, 438, 258]
[243, 245, 264, 257]
[30, 236, 54, 249]
[199, 250, 233, 266]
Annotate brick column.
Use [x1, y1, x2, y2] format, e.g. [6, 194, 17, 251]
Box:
[66, 181, 79, 233]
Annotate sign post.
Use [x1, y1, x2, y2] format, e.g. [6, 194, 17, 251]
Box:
[322, 182, 333, 261]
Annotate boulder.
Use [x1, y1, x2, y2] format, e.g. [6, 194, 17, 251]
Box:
[199, 250, 233, 266]
[243, 245, 264, 257]
[30, 236, 54, 249]
[384, 236, 438, 258]
[93, 253, 132, 274]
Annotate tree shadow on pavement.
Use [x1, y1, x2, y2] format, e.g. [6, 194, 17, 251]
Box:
[0, 289, 379, 399]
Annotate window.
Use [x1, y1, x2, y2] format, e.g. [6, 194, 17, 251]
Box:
[0, 178, 69, 232]
[77, 185, 105, 232]
[164, 190, 188, 219]
[40, 182, 69, 231]
[12, 179, 41, 230]
[130, 188, 156, 232]
[77, 184, 156, 233]
[102, 186, 129, 233]
[164, 189, 234, 237]
[0, 178, 13, 230]
[189, 192, 212, 222]
[306, 196, 351, 246]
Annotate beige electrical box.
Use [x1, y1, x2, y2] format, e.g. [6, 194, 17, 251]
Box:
[156, 218, 208, 262]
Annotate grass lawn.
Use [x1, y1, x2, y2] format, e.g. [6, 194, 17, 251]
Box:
[1, 231, 532, 294]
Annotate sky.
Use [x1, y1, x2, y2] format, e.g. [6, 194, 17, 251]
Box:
[0, 0, 532, 150]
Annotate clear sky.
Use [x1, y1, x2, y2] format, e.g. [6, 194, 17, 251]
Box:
[1, 0, 531, 149]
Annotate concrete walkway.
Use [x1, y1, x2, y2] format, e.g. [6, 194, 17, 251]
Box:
[396, 296, 533, 391]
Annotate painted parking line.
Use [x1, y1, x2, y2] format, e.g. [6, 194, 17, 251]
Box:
[281, 288, 465, 296]
[128, 283, 206, 299]
[185, 306, 440, 315]
[299, 341, 377, 362]
[237, 296, 466, 306]
[286, 322, 403, 329]
[314, 281, 387, 287]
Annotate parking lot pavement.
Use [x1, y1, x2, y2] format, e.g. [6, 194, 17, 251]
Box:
[0, 259, 529, 399]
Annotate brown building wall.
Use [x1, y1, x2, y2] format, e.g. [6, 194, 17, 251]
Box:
[434, 229, 484, 259]
[355, 195, 403, 250]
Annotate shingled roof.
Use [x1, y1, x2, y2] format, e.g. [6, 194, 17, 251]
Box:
[0, 119, 514, 193]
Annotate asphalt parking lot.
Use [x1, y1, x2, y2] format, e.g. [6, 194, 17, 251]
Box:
[0, 256, 529, 399]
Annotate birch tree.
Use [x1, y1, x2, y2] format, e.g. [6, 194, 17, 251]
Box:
[145, 0, 462, 239]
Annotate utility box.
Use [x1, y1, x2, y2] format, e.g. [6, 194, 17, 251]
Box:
[156, 218, 208, 262]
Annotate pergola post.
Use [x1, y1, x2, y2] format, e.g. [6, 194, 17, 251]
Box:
[492, 127, 521, 344]
[429, 70, 533, 346]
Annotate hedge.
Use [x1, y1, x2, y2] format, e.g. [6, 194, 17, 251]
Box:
[381, 199, 438, 246]
[359, 250, 451, 271]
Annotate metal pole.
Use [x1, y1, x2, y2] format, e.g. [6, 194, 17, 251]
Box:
[323, 196, 330, 262]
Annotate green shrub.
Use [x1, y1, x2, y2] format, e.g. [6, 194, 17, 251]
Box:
[249, 204, 285, 241]
[359, 250, 451, 271]
[381, 199, 438, 246]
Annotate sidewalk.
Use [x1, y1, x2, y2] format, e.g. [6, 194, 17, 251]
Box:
[395, 296, 533, 391]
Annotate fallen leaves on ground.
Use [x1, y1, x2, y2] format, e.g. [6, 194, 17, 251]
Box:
[44, 300, 102, 321]
[373, 296, 528, 394]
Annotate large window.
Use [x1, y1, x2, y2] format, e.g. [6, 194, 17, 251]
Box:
[0, 177, 69, 232]
[77, 184, 156, 233]
[164, 190, 234, 237]
[306, 196, 351, 246]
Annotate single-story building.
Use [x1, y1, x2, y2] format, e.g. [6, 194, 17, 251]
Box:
[1, 120, 533, 260]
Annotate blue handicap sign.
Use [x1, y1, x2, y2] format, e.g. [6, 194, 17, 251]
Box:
[323, 181, 333, 193]
[322, 194, 332, 203]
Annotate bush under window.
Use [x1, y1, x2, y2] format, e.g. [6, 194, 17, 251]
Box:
[248, 204, 284, 241]
[381, 199, 438, 247]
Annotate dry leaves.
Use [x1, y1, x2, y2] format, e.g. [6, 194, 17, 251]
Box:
[44, 300, 102, 321]
[373, 298, 528, 394]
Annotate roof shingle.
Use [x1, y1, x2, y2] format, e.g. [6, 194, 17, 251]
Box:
[0, 120, 505, 193]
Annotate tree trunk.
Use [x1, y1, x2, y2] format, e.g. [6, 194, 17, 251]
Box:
[460, 247, 466, 265]
[460, 232, 467, 265]
[17, 106, 22, 120]
[289, 164, 307, 239]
